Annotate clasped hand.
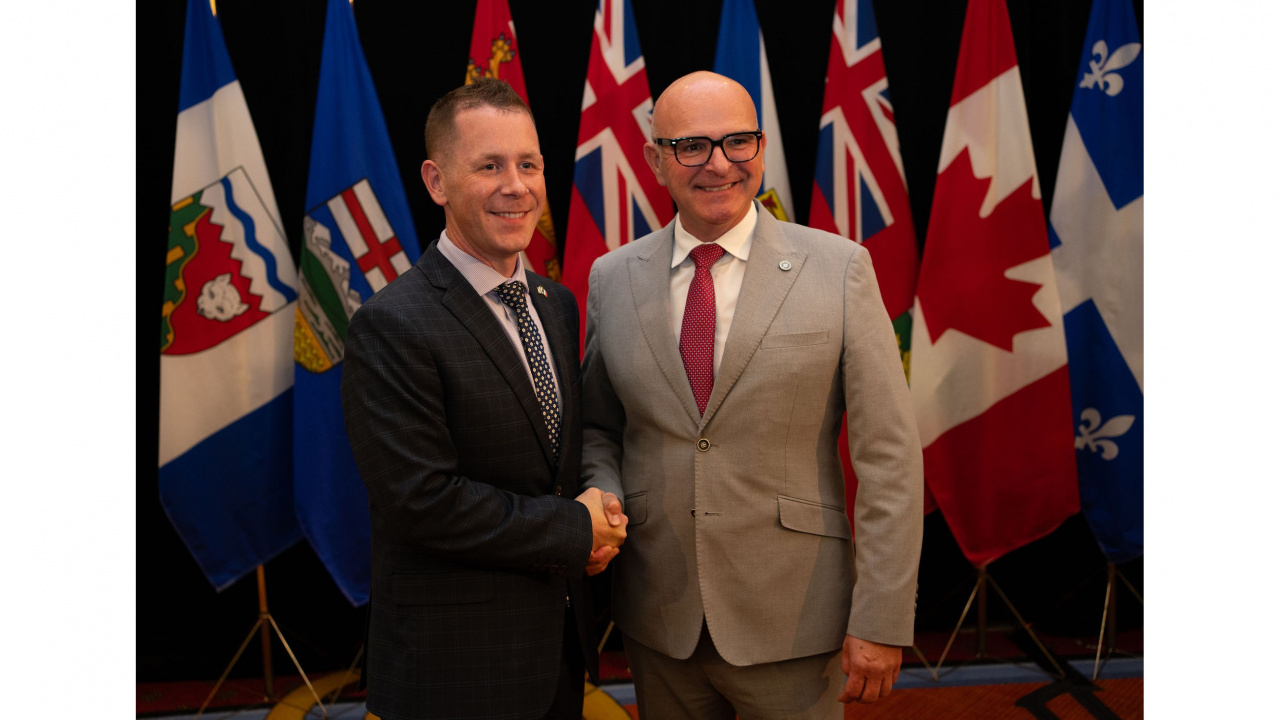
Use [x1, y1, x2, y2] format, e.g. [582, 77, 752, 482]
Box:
[574, 487, 627, 576]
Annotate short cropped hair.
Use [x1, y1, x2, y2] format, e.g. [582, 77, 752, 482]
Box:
[423, 77, 534, 161]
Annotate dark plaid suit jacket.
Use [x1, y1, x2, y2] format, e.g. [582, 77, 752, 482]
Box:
[341, 243, 597, 720]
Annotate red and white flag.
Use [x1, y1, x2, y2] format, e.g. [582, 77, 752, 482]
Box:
[910, 0, 1078, 567]
[560, 0, 673, 346]
[465, 0, 560, 279]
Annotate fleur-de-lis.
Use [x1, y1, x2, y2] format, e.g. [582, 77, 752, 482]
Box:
[1079, 40, 1142, 97]
[1074, 408, 1135, 461]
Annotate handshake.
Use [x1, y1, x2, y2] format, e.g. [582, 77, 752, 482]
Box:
[574, 487, 628, 576]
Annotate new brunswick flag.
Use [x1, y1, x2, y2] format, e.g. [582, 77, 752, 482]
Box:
[465, 0, 560, 280]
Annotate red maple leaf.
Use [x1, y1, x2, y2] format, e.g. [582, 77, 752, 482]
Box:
[917, 148, 1051, 351]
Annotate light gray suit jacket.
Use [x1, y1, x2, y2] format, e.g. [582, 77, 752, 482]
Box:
[581, 201, 924, 666]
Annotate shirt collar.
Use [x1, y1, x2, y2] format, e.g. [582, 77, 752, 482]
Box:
[671, 202, 757, 269]
[436, 229, 528, 296]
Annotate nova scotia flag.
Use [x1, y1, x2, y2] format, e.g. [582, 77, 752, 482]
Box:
[1049, 0, 1143, 563]
[713, 0, 793, 222]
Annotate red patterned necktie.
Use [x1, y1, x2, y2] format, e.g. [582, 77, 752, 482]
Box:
[680, 243, 725, 416]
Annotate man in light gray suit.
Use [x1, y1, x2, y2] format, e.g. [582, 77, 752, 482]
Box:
[580, 71, 924, 719]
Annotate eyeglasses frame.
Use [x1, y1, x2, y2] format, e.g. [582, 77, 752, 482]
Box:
[652, 130, 764, 167]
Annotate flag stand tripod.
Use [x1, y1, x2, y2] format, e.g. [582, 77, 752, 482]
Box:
[194, 566, 327, 719]
[1090, 561, 1143, 680]
[933, 566, 1066, 679]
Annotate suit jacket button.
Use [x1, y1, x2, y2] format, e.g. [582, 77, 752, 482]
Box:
[697, 438, 710, 451]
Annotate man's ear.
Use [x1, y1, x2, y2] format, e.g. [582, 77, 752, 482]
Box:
[642, 143, 668, 188]
[421, 160, 448, 207]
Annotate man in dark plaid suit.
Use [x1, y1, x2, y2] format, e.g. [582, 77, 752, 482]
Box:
[341, 78, 628, 720]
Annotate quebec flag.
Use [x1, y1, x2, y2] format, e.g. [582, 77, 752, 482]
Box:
[293, 0, 421, 605]
[712, 0, 793, 222]
[1049, 0, 1143, 563]
[160, 0, 302, 590]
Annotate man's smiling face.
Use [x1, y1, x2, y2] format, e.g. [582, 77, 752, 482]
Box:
[422, 105, 545, 274]
[644, 73, 765, 243]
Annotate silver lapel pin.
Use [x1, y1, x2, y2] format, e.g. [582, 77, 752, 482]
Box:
[536, 286, 548, 297]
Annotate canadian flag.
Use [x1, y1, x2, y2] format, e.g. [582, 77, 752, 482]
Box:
[910, 0, 1078, 567]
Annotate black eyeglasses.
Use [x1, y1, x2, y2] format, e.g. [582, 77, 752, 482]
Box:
[653, 131, 762, 167]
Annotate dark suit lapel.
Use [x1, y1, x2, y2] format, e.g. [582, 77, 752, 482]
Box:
[628, 227, 703, 426]
[701, 204, 806, 427]
[419, 247, 557, 467]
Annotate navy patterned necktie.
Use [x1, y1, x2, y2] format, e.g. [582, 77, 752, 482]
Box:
[495, 281, 560, 461]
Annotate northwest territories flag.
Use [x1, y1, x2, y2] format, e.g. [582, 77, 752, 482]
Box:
[160, 0, 302, 590]
[712, 0, 793, 222]
[293, 0, 421, 605]
[910, 0, 1078, 567]
[1049, 0, 1143, 564]
[560, 0, 673, 347]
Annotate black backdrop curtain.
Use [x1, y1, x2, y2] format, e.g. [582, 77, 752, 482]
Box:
[138, 0, 1142, 680]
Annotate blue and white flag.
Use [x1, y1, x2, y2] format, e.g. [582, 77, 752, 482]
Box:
[1049, 0, 1143, 563]
[293, 0, 422, 605]
[160, 0, 302, 590]
[712, 0, 793, 222]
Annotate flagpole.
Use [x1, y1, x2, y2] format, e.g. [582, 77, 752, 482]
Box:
[194, 565, 328, 719]
[257, 565, 275, 700]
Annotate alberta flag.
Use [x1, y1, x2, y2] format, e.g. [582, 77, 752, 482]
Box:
[910, 0, 1078, 567]
[160, 0, 301, 590]
[712, 0, 793, 222]
[293, 0, 421, 605]
[1049, 0, 1143, 564]
[560, 0, 673, 347]
[466, 0, 560, 280]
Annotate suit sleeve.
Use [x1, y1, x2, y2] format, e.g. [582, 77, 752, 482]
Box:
[840, 247, 925, 646]
[579, 260, 627, 504]
[340, 296, 593, 577]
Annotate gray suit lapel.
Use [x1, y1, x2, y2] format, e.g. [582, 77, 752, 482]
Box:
[627, 228, 703, 426]
[701, 205, 806, 427]
[421, 248, 557, 467]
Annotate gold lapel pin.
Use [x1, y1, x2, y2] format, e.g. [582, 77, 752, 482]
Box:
[536, 286, 548, 297]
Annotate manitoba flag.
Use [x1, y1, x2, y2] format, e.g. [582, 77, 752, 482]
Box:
[465, 0, 560, 280]
[910, 0, 1078, 567]
[560, 0, 673, 347]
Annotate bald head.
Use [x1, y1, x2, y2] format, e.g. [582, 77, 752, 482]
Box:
[643, 71, 767, 243]
[651, 71, 757, 140]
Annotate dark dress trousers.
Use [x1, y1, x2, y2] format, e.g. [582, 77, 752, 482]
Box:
[341, 243, 597, 720]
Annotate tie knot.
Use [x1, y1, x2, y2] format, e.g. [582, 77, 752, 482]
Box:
[689, 243, 725, 270]
[495, 281, 526, 308]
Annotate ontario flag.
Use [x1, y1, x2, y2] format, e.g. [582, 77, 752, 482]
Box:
[808, 0, 923, 523]
[1049, 0, 1143, 564]
[910, 0, 1078, 568]
[292, 0, 421, 605]
[465, 0, 560, 280]
[160, 0, 302, 590]
[560, 0, 673, 346]
[712, 0, 793, 222]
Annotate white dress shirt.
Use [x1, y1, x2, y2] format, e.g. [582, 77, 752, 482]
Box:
[436, 230, 561, 411]
[669, 203, 757, 375]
